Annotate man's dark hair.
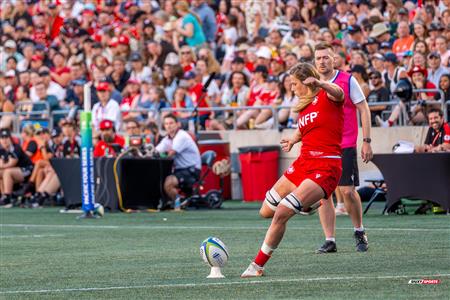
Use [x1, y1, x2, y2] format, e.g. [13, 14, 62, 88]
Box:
[164, 113, 178, 123]
[427, 108, 443, 117]
[292, 29, 305, 38]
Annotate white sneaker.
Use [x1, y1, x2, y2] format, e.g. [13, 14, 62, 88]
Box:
[375, 116, 389, 128]
[335, 206, 348, 216]
[241, 262, 264, 278]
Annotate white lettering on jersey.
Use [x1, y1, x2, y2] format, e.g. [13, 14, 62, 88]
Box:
[298, 112, 319, 128]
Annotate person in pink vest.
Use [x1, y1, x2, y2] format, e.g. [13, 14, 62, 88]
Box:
[314, 42, 373, 253]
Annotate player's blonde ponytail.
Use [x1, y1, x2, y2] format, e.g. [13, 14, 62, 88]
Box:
[288, 63, 321, 112]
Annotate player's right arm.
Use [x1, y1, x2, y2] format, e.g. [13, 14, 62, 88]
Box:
[280, 128, 302, 152]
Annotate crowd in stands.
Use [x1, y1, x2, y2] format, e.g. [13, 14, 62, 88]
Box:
[0, 0, 449, 207]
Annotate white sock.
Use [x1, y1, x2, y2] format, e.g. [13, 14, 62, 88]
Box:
[261, 242, 275, 255]
[336, 203, 345, 209]
[326, 237, 336, 242]
[354, 227, 365, 232]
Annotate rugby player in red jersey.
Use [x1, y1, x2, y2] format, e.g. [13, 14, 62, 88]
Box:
[241, 62, 344, 278]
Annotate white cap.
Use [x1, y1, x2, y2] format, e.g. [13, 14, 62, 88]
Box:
[4, 40, 16, 49]
[5, 70, 16, 77]
[256, 46, 272, 59]
[164, 52, 179, 65]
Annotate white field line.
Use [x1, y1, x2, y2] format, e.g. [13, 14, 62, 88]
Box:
[0, 224, 449, 232]
[1, 273, 449, 295]
[0, 234, 65, 239]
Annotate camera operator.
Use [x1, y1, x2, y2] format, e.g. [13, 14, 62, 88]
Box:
[93, 119, 125, 157]
[155, 114, 201, 209]
[415, 108, 450, 153]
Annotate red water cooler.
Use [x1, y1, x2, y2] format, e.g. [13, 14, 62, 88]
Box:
[239, 146, 280, 201]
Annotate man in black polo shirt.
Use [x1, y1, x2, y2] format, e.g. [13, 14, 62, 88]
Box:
[0, 129, 33, 207]
[415, 108, 450, 152]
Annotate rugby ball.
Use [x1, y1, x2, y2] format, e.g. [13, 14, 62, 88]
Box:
[200, 237, 229, 268]
[94, 203, 104, 217]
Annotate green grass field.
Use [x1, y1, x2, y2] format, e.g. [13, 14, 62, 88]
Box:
[1, 201, 449, 299]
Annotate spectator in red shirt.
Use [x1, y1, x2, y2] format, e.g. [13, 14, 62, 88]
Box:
[93, 120, 125, 158]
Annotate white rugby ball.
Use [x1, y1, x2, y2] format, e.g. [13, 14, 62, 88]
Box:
[200, 237, 229, 268]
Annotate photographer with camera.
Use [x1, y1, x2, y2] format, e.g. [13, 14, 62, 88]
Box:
[93, 120, 125, 158]
[155, 114, 201, 210]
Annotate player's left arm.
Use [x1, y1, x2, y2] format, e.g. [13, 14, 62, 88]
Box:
[356, 100, 373, 162]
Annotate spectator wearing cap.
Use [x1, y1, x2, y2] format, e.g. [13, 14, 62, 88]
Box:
[174, 1, 206, 48]
[0, 128, 34, 208]
[435, 36, 450, 67]
[182, 70, 211, 129]
[236, 65, 278, 129]
[370, 22, 394, 46]
[256, 46, 272, 69]
[30, 68, 66, 103]
[65, 79, 86, 108]
[427, 23, 442, 42]
[346, 25, 365, 51]
[384, 52, 408, 95]
[367, 70, 390, 124]
[90, 69, 122, 106]
[1, 40, 23, 72]
[92, 82, 122, 132]
[49, 127, 64, 158]
[370, 53, 386, 74]
[30, 54, 45, 71]
[427, 52, 450, 87]
[50, 52, 71, 87]
[4, 70, 18, 103]
[107, 57, 131, 93]
[129, 52, 152, 83]
[192, 0, 217, 45]
[364, 38, 380, 56]
[392, 21, 415, 56]
[270, 56, 286, 78]
[409, 65, 438, 101]
[93, 119, 125, 158]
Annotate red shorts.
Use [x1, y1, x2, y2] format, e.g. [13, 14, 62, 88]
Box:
[283, 157, 342, 198]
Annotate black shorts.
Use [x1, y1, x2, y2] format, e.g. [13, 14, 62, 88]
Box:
[338, 147, 359, 187]
[174, 167, 201, 193]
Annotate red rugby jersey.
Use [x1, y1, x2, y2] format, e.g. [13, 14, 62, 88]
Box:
[298, 89, 344, 159]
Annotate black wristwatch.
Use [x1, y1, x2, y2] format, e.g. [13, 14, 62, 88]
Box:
[363, 138, 372, 144]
